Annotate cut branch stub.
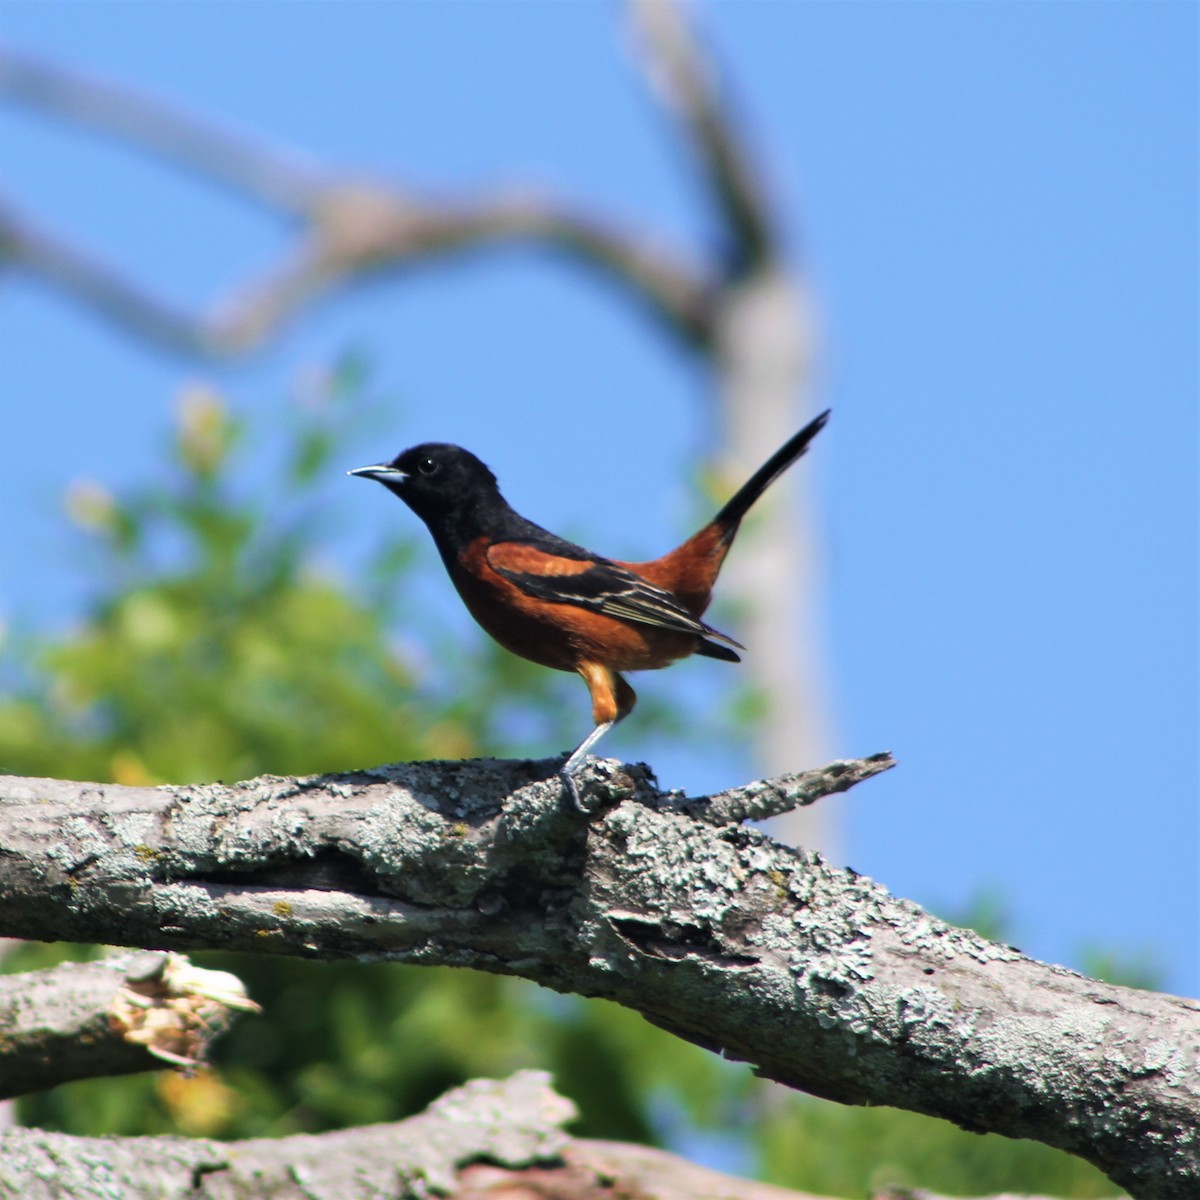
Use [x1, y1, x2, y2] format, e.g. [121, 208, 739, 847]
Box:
[0, 952, 259, 1100]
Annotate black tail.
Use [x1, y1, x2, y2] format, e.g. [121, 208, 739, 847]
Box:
[713, 409, 830, 533]
[695, 637, 741, 663]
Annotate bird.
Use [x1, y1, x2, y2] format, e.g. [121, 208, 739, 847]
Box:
[350, 409, 829, 805]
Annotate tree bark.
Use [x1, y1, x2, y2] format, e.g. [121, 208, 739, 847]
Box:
[0, 758, 1193, 1198]
[0, 1071, 577, 1200]
[0, 1069, 1107, 1200]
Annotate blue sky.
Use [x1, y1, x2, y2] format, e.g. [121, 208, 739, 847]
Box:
[0, 1, 1195, 999]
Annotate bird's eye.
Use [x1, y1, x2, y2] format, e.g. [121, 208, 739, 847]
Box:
[417, 456, 439, 477]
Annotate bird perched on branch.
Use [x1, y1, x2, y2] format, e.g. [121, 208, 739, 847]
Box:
[350, 409, 829, 805]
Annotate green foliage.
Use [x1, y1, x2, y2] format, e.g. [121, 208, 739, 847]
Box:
[0, 374, 538, 786]
[757, 1094, 1119, 1198]
[1077, 944, 1164, 993]
[0, 367, 1125, 1195]
[6, 946, 696, 1144]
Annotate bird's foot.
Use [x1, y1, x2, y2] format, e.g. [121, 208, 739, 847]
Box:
[560, 761, 590, 814]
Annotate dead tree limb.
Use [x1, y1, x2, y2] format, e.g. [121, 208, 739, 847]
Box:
[0, 46, 714, 355]
[0, 757, 1193, 1198]
[0, 1068, 1080, 1200]
[0, 1071, 576, 1200]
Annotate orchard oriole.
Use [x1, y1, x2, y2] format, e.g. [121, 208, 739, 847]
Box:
[350, 409, 829, 804]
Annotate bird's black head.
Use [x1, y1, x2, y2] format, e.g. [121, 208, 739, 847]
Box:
[349, 442, 502, 528]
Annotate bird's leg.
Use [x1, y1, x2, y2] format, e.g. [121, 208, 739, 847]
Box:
[563, 720, 614, 777]
[562, 666, 636, 812]
[561, 721, 612, 811]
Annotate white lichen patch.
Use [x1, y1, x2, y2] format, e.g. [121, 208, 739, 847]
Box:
[60, 816, 109, 865]
[896, 984, 958, 1031]
[102, 810, 158, 847]
[1140, 1038, 1188, 1086]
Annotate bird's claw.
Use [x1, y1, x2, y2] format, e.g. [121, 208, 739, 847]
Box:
[560, 763, 590, 814]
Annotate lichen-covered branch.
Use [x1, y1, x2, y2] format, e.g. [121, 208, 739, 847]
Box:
[0, 757, 1193, 1197]
[678, 752, 892, 824]
[0, 1071, 577, 1200]
[0, 1069, 1090, 1200]
[0, 952, 258, 1099]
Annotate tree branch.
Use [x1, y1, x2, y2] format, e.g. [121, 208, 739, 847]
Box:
[0, 952, 258, 1099]
[215, 186, 717, 352]
[0, 197, 220, 356]
[0, 45, 326, 214]
[630, 0, 775, 272]
[0, 45, 716, 356]
[0, 1071, 577, 1200]
[676, 751, 893, 824]
[0, 1069, 1102, 1200]
[0, 757, 1192, 1197]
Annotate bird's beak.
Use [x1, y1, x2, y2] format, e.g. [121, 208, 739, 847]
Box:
[347, 464, 408, 483]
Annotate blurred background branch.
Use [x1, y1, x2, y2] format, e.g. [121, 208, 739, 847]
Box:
[0, 42, 717, 352]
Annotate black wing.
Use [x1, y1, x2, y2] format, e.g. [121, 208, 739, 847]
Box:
[487, 542, 743, 661]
